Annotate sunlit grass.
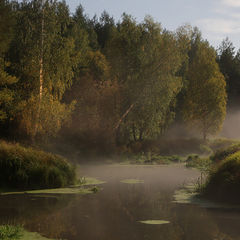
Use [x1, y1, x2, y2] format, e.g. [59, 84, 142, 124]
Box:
[0, 225, 59, 240]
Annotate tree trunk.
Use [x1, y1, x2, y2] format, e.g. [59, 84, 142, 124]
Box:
[132, 124, 137, 142]
[114, 103, 134, 131]
[33, 1, 44, 141]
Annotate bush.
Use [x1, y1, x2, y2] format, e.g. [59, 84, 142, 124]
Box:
[203, 151, 240, 203]
[210, 143, 240, 163]
[0, 141, 75, 190]
[208, 138, 240, 152]
[0, 225, 23, 240]
[186, 154, 211, 171]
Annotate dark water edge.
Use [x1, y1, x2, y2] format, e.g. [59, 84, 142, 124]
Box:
[0, 164, 240, 240]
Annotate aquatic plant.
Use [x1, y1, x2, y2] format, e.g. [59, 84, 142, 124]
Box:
[139, 220, 170, 225]
[120, 179, 144, 184]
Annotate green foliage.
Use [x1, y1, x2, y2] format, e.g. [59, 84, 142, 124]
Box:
[208, 138, 240, 152]
[7, 0, 76, 140]
[0, 141, 75, 189]
[199, 144, 212, 155]
[0, 0, 18, 123]
[106, 15, 183, 142]
[203, 150, 240, 203]
[186, 154, 212, 171]
[217, 38, 240, 107]
[18, 93, 75, 139]
[183, 39, 227, 140]
[210, 143, 240, 163]
[0, 225, 58, 240]
[0, 225, 23, 240]
[0, 0, 235, 156]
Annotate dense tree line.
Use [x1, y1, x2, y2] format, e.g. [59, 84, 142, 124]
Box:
[0, 0, 235, 153]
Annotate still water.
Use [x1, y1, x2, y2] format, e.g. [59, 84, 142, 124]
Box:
[0, 164, 240, 240]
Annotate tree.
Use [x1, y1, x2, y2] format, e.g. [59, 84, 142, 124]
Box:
[105, 15, 183, 142]
[8, 0, 76, 140]
[217, 38, 240, 108]
[0, 0, 18, 123]
[94, 11, 116, 49]
[183, 40, 227, 140]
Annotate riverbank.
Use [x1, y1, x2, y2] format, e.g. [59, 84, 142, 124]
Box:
[201, 143, 240, 204]
[0, 141, 76, 190]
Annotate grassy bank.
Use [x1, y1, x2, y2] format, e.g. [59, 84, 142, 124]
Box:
[0, 141, 75, 190]
[0, 225, 56, 240]
[203, 151, 240, 203]
[197, 143, 240, 204]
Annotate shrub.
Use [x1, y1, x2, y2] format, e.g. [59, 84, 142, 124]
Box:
[203, 151, 240, 203]
[0, 225, 23, 240]
[186, 154, 211, 171]
[210, 143, 240, 163]
[208, 138, 240, 152]
[0, 141, 75, 190]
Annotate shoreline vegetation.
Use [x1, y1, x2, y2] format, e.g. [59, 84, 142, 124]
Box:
[174, 141, 240, 205]
[201, 143, 240, 204]
[0, 225, 57, 240]
[0, 141, 76, 191]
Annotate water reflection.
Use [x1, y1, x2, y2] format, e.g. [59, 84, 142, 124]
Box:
[0, 165, 239, 240]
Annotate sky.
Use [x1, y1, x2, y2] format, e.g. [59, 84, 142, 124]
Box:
[66, 0, 240, 51]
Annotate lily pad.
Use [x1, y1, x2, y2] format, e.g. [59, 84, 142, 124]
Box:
[139, 220, 170, 225]
[173, 184, 197, 204]
[120, 179, 144, 184]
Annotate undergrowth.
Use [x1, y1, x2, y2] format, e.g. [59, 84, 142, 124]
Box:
[0, 141, 76, 190]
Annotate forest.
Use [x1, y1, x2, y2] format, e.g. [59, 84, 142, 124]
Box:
[1, 1, 240, 239]
[2, 0, 240, 157]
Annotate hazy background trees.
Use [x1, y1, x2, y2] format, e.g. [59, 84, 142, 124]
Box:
[0, 0, 235, 155]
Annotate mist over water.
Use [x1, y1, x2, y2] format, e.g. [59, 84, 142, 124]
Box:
[0, 165, 240, 240]
[221, 110, 240, 139]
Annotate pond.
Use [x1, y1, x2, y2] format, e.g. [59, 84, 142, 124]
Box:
[0, 164, 240, 240]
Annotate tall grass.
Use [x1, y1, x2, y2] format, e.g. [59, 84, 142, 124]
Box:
[203, 150, 240, 203]
[0, 141, 75, 190]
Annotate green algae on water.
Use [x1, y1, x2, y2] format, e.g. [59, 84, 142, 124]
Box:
[139, 220, 170, 225]
[77, 177, 106, 186]
[120, 179, 144, 184]
[173, 184, 240, 209]
[21, 231, 57, 240]
[0, 187, 93, 195]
